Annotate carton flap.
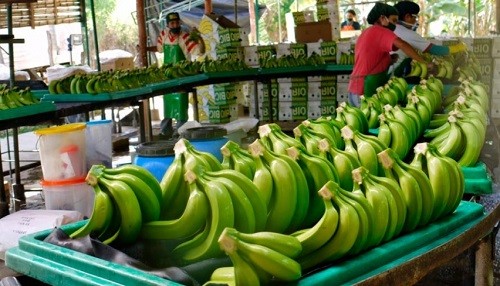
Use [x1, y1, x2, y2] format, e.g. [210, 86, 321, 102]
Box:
[205, 13, 240, 28]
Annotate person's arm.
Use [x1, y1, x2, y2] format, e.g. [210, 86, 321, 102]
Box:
[393, 37, 432, 67]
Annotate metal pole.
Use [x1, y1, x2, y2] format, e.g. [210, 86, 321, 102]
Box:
[255, 0, 259, 44]
[7, 4, 14, 88]
[277, 0, 282, 42]
[80, 0, 91, 65]
[89, 0, 101, 70]
[234, 0, 237, 24]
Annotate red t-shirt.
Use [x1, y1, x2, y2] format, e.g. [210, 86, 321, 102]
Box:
[348, 25, 398, 95]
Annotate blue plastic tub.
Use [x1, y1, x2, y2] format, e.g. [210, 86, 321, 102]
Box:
[133, 140, 176, 182]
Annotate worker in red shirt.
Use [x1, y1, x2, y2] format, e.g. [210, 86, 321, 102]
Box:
[347, 2, 432, 107]
[157, 12, 205, 137]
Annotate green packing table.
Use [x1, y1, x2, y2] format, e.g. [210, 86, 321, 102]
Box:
[4, 201, 498, 286]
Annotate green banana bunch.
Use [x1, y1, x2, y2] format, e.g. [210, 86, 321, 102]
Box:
[171, 177, 235, 266]
[428, 115, 465, 160]
[298, 180, 360, 270]
[411, 142, 464, 221]
[378, 149, 434, 231]
[292, 187, 339, 256]
[220, 140, 256, 179]
[206, 168, 268, 232]
[351, 167, 391, 248]
[301, 119, 344, 149]
[386, 77, 408, 103]
[406, 60, 430, 78]
[383, 105, 418, 144]
[375, 85, 399, 106]
[341, 125, 383, 176]
[293, 123, 328, 156]
[312, 117, 346, 149]
[258, 123, 304, 155]
[359, 96, 383, 129]
[218, 227, 302, 283]
[140, 177, 209, 240]
[406, 95, 432, 132]
[248, 139, 307, 233]
[286, 146, 339, 228]
[317, 138, 360, 192]
[377, 114, 412, 161]
[411, 83, 442, 114]
[335, 102, 369, 134]
[84, 168, 143, 245]
[251, 155, 273, 208]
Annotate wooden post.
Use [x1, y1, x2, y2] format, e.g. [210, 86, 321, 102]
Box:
[136, 0, 147, 68]
[475, 235, 494, 286]
[205, 0, 212, 14]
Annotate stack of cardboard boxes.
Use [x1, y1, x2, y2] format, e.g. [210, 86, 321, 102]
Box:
[197, 14, 249, 123]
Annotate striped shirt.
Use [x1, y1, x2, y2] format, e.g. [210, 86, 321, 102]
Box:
[157, 29, 200, 59]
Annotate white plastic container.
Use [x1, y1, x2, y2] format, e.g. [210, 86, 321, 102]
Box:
[86, 120, 113, 168]
[40, 177, 94, 217]
[35, 123, 87, 181]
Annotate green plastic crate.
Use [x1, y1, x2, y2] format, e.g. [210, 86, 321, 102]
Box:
[461, 161, 493, 195]
[5, 201, 485, 286]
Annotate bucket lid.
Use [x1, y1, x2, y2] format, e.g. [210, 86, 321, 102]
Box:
[86, 119, 112, 126]
[135, 140, 176, 156]
[35, 123, 86, 135]
[40, 176, 86, 186]
[182, 126, 227, 140]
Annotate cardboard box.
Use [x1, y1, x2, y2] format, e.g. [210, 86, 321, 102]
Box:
[279, 81, 308, 101]
[491, 36, 500, 58]
[249, 98, 278, 121]
[243, 45, 277, 67]
[306, 41, 337, 63]
[491, 82, 500, 100]
[208, 103, 231, 123]
[491, 98, 500, 118]
[472, 37, 492, 58]
[337, 74, 350, 83]
[295, 21, 332, 43]
[198, 14, 248, 49]
[308, 79, 337, 101]
[337, 82, 349, 103]
[215, 46, 244, 61]
[100, 57, 134, 71]
[316, 3, 339, 22]
[308, 98, 337, 119]
[276, 43, 307, 58]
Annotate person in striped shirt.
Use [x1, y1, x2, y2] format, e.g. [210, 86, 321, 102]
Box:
[156, 12, 205, 137]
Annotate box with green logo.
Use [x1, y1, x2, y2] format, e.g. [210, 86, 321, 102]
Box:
[256, 80, 279, 101]
[218, 27, 247, 48]
[316, 3, 339, 22]
[308, 79, 337, 101]
[472, 37, 493, 58]
[279, 100, 308, 121]
[279, 81, 308, 101]
[208, 101, 235, 123]
[249, 98, 278, 121]
[308, 98, 336, 119]
[306, 41, 337, 63]
[213, 83, 238, 105]
[276, 43, 307, 58]
[215, 46, 244, 61]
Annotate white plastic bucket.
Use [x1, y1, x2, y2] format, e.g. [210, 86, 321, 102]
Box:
[35, 123, 87, 181]
[40, 177, 94, 217]
[86, 120, 113, 168]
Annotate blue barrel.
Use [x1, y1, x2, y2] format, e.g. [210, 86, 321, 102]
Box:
[182, 126, 228, 161]
[133, 140, 176, 182]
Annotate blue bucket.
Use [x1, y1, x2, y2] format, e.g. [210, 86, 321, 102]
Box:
[133, 140, 176, 182]
[182, 126, 228, 161]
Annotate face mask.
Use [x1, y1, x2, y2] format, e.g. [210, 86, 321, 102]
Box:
[170, 27, 181, 34]
[385, 22, 396, 31]
[347, 18, 353, 22]
[399, 20, 419, 31]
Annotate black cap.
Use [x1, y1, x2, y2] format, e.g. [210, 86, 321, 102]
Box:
[166, 12, 180, 23]
[367, 2, 399, 25]
[394, 1, 420, 20]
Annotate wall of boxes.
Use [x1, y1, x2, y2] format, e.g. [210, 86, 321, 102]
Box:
[243, 42, 341, 122]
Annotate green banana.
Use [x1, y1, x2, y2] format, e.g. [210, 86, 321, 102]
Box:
[69, 184, 113, 239]
[172, 180, 234, 266]
[104, 164, 162, 204]
[236, 238, 302, 282]
[299, 181, 360, 270]
[94, 176, 142, 245]
[223, 227, 302, 258]
[251, 155, 273, 208]
[140, 180, 209, 240]
[205, 168, 267, 232]
[293, 187, 339, 256]
[101, 172, 160, 223]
